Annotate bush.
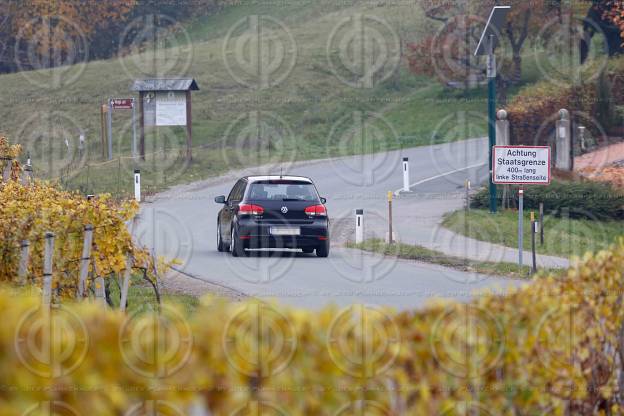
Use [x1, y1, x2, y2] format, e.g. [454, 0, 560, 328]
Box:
[470, 180, 624, 219]
[507, 56, 624, 146]
[1, 240, 624, 414]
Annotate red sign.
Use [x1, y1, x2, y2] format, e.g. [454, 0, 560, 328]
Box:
[111, 98, 134, 109]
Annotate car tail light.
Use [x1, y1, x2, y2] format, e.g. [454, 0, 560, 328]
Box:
[305, 204, 327, 217]
[239, 204, 264, 215]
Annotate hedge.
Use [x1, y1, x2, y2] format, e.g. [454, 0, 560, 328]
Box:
[2, 239, 624, 414]
[471, 180, 624, 220]
[507, 56, 624, 147]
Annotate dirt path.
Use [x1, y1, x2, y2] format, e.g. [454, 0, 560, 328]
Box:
[575, 142, 624, 171]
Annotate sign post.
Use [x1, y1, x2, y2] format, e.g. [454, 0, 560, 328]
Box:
[387, 191, 394, 244]
[493, 145, 551, 267]
[107, 99, 113, 160]
[107, 98, 136, 161]
[475, 5, 511, 214]
[518, 188, 524, 266]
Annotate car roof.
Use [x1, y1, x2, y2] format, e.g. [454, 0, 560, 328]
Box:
[245, 175, 313, 183]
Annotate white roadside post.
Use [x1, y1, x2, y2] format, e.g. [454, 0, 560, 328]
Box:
[518, 189, 524, 267]
[402, 157, 410, 193]
[355, 209, 364, 244]
[134, 169, 141, 202]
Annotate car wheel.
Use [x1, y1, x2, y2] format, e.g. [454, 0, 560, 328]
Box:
[316, 239, 330, 257]
[217, 222, 227, 252]
[230, 226, 246, 257]
[301, 248, 314, 254]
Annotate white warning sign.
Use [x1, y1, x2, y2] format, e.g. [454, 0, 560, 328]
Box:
[155, 91, 187, 126]
[492, 146, 551, 185]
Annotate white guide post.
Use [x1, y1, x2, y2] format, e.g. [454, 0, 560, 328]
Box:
[355, 209, 364, 244]
[402, 157, 410, 193]
[134, 169, 141, 202]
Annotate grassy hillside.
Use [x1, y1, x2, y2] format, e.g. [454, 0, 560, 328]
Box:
[0, 1, 547, 197]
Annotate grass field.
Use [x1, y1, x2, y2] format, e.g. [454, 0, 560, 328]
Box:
[346, 239, 550, 279]
[106, 274, 199, 314]
[443, 208, 624, 259]
[0, 1, 589, 197]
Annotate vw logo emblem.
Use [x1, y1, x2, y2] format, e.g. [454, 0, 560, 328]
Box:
[281, 206, 288, 214]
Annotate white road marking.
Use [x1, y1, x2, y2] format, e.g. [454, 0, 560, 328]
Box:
[394, 162, 487, 196]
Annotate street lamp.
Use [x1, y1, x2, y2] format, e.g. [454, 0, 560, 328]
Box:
[475, 5, 511, 214]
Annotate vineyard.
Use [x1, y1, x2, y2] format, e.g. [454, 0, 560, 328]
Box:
[0, 240, 622, 414]
[3, 113, 624, 416]
[1, 133, 623, 415]
[0, 136, 162, 304]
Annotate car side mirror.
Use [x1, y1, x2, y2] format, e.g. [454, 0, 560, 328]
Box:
[215, 195, 226, 204]
[320, 197, 327, 204]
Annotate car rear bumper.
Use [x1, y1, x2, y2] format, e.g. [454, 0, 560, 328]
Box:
[236, 218, 329, 248]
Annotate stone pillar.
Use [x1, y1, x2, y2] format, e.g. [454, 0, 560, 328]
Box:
[496, 109, 510, 146]
[555, 109, 572, 171]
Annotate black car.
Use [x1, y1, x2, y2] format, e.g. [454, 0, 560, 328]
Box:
[215, 176, 330, 257]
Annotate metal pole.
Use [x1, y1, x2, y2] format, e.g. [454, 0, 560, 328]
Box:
[531, 211, 537, 274]
[355, 209, 364, 244]
[387, 191, 393, 244]
[518, 188, 524, 266]
[539, 202, 544, 246]
[107, 99, 113, 160]
[139, 91, 145, 161]
[465, 179, 471, 212]
[487, 34, 497, 213]
[132, 98, 137, 158]
[100, 103, 106, 158]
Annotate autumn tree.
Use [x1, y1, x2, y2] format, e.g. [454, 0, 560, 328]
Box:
[0, 0, 135, 73]
[408, 0, 560, 88]
[0, 0, 228, 74]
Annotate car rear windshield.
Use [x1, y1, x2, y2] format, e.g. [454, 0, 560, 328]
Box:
[247, 180, 319, 202]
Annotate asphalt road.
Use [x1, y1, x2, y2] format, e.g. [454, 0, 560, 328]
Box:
[136, 138, 524, 309]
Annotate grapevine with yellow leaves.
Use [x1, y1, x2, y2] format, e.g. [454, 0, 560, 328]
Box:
[0, 135, 157, 301]
[0, 241, 623, 414]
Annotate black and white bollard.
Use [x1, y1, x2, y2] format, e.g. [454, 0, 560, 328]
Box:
[134, 169, 141, 202]
[355, 209, 364, 244]
[402, 157, 410, 193]
[531, 211, 538, 274]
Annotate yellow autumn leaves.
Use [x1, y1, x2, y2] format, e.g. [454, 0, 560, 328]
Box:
[0, 136, 152, 300]
[0, 240, 623, 414]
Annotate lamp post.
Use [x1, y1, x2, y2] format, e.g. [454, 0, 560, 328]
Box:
[475, 5, 511, 214]
[487, 34, 497, 213]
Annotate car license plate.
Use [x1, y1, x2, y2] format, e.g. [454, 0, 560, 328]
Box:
[270, 227, 300, 236]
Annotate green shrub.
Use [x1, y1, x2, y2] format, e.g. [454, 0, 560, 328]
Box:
[470, 180, 624, 219]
